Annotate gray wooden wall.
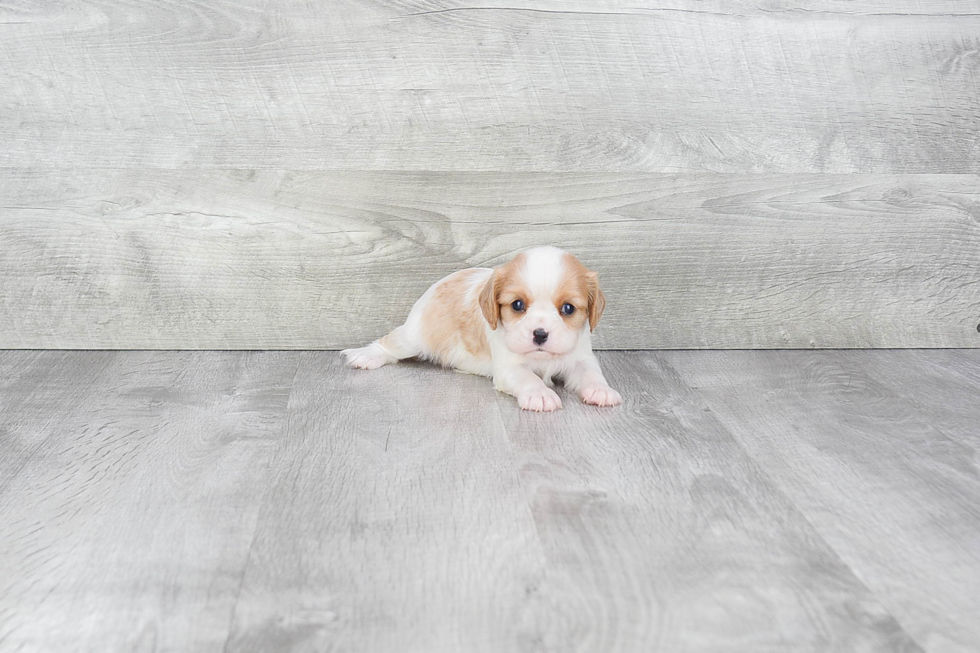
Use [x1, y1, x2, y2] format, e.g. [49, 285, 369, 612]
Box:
[2, 1, 978, 349]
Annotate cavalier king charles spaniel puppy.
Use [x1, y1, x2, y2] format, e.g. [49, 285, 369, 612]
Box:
[342, 246, 621, 412]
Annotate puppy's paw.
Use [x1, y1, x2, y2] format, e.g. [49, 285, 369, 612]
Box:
[517, 385, 563, 412]
[580, 384, 622, 407]
[341, 345, 391, 370]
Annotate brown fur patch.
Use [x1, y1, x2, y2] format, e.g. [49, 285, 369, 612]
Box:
[491, 253, 534, 327]
[422, 268, 491, 361]
[560, 252, 605, 331]
[478, 272, 499, 329]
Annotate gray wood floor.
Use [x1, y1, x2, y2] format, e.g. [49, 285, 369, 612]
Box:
[1, 350, 978, 653]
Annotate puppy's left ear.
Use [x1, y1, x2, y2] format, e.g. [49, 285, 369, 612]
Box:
[479, 271, 500, 329]
[587, 271, 606, 332]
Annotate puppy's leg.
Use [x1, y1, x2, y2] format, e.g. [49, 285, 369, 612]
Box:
[494, 365, 563, 412]
[563, 353, 622, 407]
[341, 325, 419, 370]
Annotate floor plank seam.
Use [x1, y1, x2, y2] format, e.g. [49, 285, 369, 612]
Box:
[671, 356, 933, 653]
[218, 353, 305, 653]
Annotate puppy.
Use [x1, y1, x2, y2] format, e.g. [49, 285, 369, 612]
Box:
[341, 246, 622, 412]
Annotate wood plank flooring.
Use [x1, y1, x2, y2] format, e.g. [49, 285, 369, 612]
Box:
[1, 350, 978, 652]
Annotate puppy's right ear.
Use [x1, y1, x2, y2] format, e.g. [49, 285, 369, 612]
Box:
[478, 271, 499, 329]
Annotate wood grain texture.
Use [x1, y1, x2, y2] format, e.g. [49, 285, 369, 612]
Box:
[0, 351, 298, 653]
[0, 351, 115, 493]
[496, 352, 920, 652]
[666, 350, 980, 653]
[4, 350, 979, 651]
[3, 0, 979, 349]
[821, 349, 980, 450]
[223, 354, 547, 653]
[1, 0, 978, 172]
[224, 352, 919, 652]
[2, 170, 978, 349]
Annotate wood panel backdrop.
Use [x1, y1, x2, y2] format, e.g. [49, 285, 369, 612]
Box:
[1, 0, 978, 349]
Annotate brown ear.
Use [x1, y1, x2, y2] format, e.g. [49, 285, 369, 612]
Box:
[587, 271, 605, 332]
[478, 271, 500, 329]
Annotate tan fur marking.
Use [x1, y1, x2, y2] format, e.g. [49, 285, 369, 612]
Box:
[376, 327, 409, 357]
[422, 269, 491, 362]
[560, 252, 605, 331]
[478, 272, 499, 329]
[492, 253, 532, 326]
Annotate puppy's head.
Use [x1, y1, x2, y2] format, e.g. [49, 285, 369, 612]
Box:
[479, 247, 605, 358]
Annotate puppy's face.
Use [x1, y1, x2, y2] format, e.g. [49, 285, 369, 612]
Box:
[479, 248, 605, 358]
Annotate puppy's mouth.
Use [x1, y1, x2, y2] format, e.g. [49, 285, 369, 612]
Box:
[525, 347, 558, 359]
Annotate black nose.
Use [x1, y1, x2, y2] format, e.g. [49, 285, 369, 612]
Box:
[533, 329, 549, 345]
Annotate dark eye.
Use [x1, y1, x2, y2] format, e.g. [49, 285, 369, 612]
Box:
[561, 303, 576, 316]
[511, 299, 525, 312]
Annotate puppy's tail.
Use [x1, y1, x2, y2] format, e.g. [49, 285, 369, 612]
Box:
[341, 326, 419, 370]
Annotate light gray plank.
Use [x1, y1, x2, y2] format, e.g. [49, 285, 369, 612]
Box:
[0, 351, 115, 493]
[224, 352, 924, 652]
[922, 348, 980, 388]
[2, 170, 978, 349]
[4, 350, 978, 651]
[223, 354, 548, 653]
[494, 352, 920, 652]
[667, 350, 980, 653]
[1, 1, 978, 172]
[825, 349, 980, 450]
[0, 351, 298, 653]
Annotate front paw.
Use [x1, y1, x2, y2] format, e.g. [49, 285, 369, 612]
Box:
[580, 384, 622, 407]
[517, 385, 563, 412]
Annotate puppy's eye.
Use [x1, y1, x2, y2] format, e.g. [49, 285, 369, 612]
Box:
[511, 299, 525, 312]
[561, 303, 576, 316]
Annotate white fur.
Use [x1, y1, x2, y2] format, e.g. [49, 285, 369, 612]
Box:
[341, 246, 621, 412]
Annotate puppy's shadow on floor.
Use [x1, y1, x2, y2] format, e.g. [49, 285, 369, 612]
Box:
[384, 357, 572, 389]
[345, 355, 494, 393]
[374, 357, 593, 416]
